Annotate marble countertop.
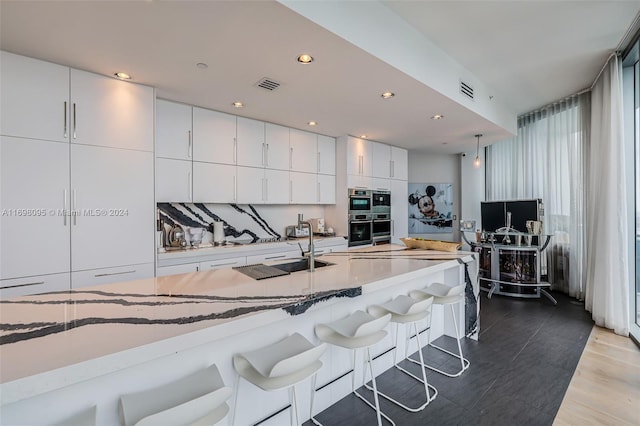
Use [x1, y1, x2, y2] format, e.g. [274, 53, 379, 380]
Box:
[0, 245, 474, 393]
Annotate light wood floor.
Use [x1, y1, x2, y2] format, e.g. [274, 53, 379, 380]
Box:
[554, 326, 640, 425]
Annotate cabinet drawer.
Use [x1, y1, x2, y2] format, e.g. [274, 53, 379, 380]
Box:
[246, 251, 299, 264]
[156, 263, 200, 277]
[71, 263, 154, 289]
[0, 273, 70, 299]
[199, 256, 246, 271]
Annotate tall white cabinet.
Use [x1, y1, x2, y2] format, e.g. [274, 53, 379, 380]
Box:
[0, 51, 155, 298]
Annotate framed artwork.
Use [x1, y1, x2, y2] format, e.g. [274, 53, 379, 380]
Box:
[408, 183, 453, 233]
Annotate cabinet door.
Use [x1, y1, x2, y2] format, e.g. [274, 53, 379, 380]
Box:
[71, 263, 154, 289]
[390, 179, 408, 243]
[391, 146, 408, 180]
[193, 162, 236, 203]
[265, 169, 290, 204]
[156, 158, 192, 202]
[156, 263, 200, 277]
[0, 273, 70, 300]
[236, 117, 265, 168]
[290, 129, 317, 173]
[371, 177, 391, 192]
[290, 171, 317, 204]
[0, 51, 70, 143]
[199, 256, 246, 270]
[347, 136, 371, 176]
[317, 135, 336, 175]
[236, 166, 265, 204]
[265, 123, 290, 171]
[70, 69, 154, 151]
[156, 99, 192, 160]
[192, 107, 236, 164]
[318, 174, 336, 204]
[371, 141, 391, 178]
[71, 145, 154, 271]
[1, 137, 70, 279]
[347, 173, 371, 190]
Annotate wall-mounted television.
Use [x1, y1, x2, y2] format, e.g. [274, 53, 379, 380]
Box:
[481, 199, 542, 233]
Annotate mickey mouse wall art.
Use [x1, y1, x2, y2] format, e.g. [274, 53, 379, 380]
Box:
[408, 183, 454, 233]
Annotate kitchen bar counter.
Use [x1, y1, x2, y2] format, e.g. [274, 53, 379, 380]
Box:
[1, 245, 478, 424]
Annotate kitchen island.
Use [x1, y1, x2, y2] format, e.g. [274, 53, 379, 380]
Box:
[0, 245, 478, 425]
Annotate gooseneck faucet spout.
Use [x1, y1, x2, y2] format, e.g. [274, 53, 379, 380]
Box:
[298, 219, 314, 272]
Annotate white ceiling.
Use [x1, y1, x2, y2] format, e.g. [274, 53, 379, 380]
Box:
[1, 1, 638, 154]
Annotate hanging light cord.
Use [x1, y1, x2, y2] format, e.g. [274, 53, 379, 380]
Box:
[474, 134, 482, 167]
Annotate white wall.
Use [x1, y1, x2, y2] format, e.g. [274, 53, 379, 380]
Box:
[460, 150, 486, 249]
[407, 153, 460, 242]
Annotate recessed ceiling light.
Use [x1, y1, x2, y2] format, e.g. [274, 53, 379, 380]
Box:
[232, 101, 244, 108]
[196, 62, 209, 69]
[113, 72, 131, 80]
[431, 114, 444, 120]
[360, 135, 368, 139]
[307, 121, 317, 126]
[297, 54, 314, 64]
[381, 91, 395, 99]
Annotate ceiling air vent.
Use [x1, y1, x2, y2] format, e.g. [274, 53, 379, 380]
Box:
[460, 79, 474, 100]
[256, 77, 281, 91]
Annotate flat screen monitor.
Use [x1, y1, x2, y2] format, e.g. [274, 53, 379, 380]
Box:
[481, 199, 541, 233]
[480, 201, 506, 232]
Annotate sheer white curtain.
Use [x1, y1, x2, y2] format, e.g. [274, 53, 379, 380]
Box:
[585, 55, 629, 336]
[486, 93, 589, 299]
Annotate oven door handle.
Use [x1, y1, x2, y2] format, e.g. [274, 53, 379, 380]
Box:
[350, 220, 372, 225]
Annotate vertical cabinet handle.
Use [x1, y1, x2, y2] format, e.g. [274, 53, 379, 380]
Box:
[290, 147, 293, 169]
[72, 189, 77, 225]
[188, 130, 192, 158]
[63, 101, 67, 138]
[63, 189, 67, 226]
[266, 143, 269, 167]
[389, 160, 392, 178]
[233, 138, 237, 163]
[72, 103, 77, 139]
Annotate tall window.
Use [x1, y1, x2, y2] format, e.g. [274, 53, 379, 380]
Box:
[486, 93, 589, 299]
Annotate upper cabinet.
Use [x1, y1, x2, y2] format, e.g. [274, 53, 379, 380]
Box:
[347, 136, 372, 177]
[0, 51, 70, 143]
[265, 123, 290, 171]
[156, 99, 192, 160]
[317, 135, 336, 175]
[390, 146, 408, 180]
[70, 69, 154, 151]
[290, 129, 317, 173]
[371, 142, 408, 181]
[193, 107, 236, 165]
[236, 117, 265, 168]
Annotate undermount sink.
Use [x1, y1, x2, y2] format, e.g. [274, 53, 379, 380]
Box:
[271, 258, 334, 273]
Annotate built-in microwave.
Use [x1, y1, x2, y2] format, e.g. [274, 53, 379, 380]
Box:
[372, 190, 391, 214]
[348, 188, 372, 213]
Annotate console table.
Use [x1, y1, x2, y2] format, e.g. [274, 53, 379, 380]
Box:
[462, 231, 556, 304]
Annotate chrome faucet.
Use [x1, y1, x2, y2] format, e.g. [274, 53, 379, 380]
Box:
[298, 214, 315, 272]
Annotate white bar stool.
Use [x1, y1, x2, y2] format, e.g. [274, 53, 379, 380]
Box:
[409, 283, 470, 377]
[119, 363, 232, 426]
[313, 310, 393, 426]
[367, 294, 438, 412]
[231, 332, 326, 426]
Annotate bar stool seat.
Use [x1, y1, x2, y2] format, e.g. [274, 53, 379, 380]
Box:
[314, 310, 393, 426]
[367, 295, 437, 412]
[409, 283, 470, 378]
[232, 332, 326, 425]
[119, 364, 232, 426]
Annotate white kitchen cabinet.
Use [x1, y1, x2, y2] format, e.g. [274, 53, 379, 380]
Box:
[317, 135, 336, 175]
[156, 263, 200, 277]
[70, 69, 154, 152]
[0, 51, 69, 143]
[156, 158, 192, 202]
[371, 141, 392, 179]
[156, 99, 193, 160]
[199, 256, 246, 271]
[71, 144, 154, 272]
[193, 162, 236, 203]
[289, 129, 317, 173]
[1, 137, 70, 280]
[391, 178, 409, 243]
[390, 146, 408, 180]
[192, 107, 236, 165]
[347, 173, 371, 190]
[371, 177, 391, 191]
[265, 123, 290, 171]
[0, 273, 70, 300]
[317, 174, 336, 204]
[347, 136, 372, 177]
[237, 166, 289, 204]
[290, 171, 317, 204]
[236, 117, 265, 168]
[71, 263, 154, 289]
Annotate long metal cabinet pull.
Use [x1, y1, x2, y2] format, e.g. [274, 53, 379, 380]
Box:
[72, 190, 77, 225]
[266, 143, 269, 166]
[290, 147, 293, 169]
[188, 130, 192, 158]
[262, 143, 265, 166]
[233, 138, 237, 163]
[2, 281, 45, 290]
[63, 189, 67, 226]
[63, 101, 67, 138]
[94, 270, 135, 277]
[389, 160, 393, 178]
[72, 103, 77, 139]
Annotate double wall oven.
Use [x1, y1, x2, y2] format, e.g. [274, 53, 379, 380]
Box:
[348, 189, 391, 246]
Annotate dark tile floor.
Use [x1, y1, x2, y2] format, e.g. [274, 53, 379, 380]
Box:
[309, 291, 594, 426]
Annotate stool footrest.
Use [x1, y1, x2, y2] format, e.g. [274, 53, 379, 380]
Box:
[408, 343, 470, 378]
[364, 364, 438, 412]
[252, 404, 291, 426]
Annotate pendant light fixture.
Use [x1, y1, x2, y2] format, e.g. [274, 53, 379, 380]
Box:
[474, 134, 482, 168]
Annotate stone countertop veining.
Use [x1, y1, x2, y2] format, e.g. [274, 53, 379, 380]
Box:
[0, 245, 474, 392]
